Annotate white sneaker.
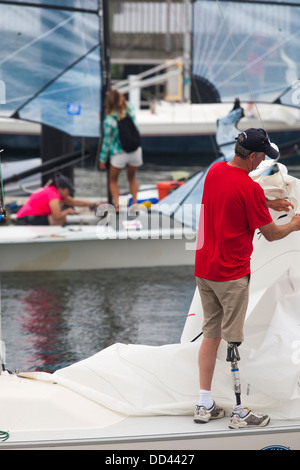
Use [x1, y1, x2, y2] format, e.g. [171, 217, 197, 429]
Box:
[229, 408, 270, 429]
[194, 402, 225, 424]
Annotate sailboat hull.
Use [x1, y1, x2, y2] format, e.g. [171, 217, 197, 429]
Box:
[137, 102, 300, 164]
[0, 224, 196, 272]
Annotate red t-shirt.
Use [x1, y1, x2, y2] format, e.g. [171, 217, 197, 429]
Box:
[194, 161, 273, 281]
[17, 186, 64, 218]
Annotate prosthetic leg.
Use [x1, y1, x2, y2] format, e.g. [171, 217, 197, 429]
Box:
[226, 342, 241, 406]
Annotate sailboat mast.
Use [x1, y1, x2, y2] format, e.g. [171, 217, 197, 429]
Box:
[0, 150, 6, 223]
[0, 273, 5, 373]
[100, 0, 111, 97]
[99, 0, 112, 204]
[183, 0, 192, 102]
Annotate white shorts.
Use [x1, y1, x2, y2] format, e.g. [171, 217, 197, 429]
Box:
[110, 147, 143, 169]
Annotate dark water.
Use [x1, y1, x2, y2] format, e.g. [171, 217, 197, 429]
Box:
[1, 266, 195, 373]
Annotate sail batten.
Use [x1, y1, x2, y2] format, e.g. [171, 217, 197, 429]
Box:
[0, 0, 98, 13]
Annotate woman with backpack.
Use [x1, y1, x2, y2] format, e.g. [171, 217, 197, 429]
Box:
[98, 89, 143, 213]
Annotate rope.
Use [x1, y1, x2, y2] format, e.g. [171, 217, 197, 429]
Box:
[0, 430, 9, 442]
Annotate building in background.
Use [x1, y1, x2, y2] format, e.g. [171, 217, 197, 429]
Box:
[109, 0, 191, 105]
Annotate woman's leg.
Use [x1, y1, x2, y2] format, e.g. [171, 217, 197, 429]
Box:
[127, 165, 139, 205]
[109, 165, 122, 211]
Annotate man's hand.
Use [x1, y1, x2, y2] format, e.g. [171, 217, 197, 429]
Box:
[266, 198, 294, 212]
[291, 213, 300, 229]
[260, 214, 300, 242]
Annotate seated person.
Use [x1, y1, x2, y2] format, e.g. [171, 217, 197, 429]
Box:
[16, 174, 98, 226]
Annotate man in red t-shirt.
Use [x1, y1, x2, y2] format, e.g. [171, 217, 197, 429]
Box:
[194, 128, 300, 429]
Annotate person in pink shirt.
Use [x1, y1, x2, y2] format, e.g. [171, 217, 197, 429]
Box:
[16, 174, 98, 226]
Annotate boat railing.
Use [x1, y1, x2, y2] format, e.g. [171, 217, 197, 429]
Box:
[114, 57, 184, 109]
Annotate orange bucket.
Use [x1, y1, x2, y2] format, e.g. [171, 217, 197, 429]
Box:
[156, 181, 184, 200]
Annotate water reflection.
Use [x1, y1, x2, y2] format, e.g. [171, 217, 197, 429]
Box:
[1, 267, 195, 372]
[21, 286, 68, 371]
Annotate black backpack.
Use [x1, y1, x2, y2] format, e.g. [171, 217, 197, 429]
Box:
[117, 114, 141, 153]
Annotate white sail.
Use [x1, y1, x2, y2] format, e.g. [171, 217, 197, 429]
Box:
[0, 0, 103, 137]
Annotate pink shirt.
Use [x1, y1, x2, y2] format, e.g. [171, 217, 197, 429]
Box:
[17, 186, 64, 218]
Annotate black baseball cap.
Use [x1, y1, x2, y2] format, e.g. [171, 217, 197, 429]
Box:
[236, 128, 279, 159]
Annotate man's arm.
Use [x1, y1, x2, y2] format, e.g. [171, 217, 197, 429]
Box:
[259, 214, 300, 242]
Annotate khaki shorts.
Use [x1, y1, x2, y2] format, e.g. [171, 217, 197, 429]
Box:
[196, 275, 250, 343]
[110, 147, 143, 169]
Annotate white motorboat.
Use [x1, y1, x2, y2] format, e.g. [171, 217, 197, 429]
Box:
[0, 171, 200, 272]
[137, 101, 300, 140]
[0, 211, 197, 272]
[129, 100, 300, 164]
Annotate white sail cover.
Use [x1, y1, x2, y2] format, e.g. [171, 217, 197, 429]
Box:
[35, 162, 300, 420]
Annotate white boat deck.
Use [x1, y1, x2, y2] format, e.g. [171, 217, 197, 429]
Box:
[3, 412, 300, 450]
[1, 102, 300, 139]
[0, 373, 298, 450]
[136, 102, 300, 136]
